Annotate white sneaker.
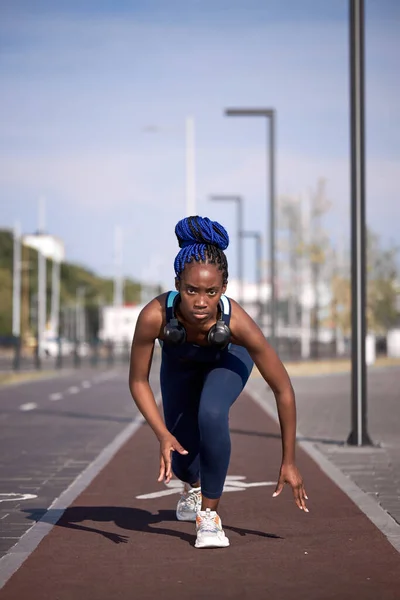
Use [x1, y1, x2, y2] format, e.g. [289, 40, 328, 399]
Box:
[195, 508, 230, 549]
[176, 486, 202, 522]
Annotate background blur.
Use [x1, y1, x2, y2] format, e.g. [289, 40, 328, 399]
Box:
[1, 0, 399, 368]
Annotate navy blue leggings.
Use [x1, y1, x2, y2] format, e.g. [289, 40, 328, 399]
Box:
[160, 344, 254, 499]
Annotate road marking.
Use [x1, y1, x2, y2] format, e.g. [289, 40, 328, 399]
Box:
[0, 493, 38, 503]
[81, 381, 91, 389]
[67, 386, 80, 395]
[19, 403, 37, 412]
[49, 393, 63, 401]
[136, 475, 276, 500]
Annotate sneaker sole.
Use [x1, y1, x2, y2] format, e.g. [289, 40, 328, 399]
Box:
[195, 536, 230, 549]
[176, 512, 196, 522]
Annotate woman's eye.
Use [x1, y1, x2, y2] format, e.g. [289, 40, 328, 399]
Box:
[187, 289, 195, 294]
[208, 291, 216, 296]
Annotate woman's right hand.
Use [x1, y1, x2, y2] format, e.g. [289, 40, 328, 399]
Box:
[157, 433, 188, 484]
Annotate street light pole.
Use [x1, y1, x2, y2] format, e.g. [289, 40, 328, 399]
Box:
[225, 108, 277, 348]
[240, 231, 263, 326]
[12, 222, 22, 370]
[347, 0, 372, 446]
[209, 195, 244, 305]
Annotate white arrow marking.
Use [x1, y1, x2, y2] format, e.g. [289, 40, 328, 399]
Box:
[0, 493, 38, 503]
[49, 392, 63, 401]
[19, 403, 37, 411]
[81, 381, 91, 389]
[68, 386, 80, 395]
[136, 476, 276, 500]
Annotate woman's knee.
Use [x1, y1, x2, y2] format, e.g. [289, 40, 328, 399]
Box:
[198, 405, 229, 433]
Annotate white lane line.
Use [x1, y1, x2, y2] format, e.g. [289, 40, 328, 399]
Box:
[49, 393, 63, 401]
[19, 403, 37, 412]
[0, 493, 38, 503]
[81, 381, 91, 389]
[67, 386, 80, 395]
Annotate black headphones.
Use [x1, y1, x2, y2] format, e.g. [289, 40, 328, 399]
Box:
[163, 293, 231, 349]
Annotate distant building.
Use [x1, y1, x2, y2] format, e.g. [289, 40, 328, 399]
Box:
[99, 305, 145, 345]
[23, 234, 65, 263]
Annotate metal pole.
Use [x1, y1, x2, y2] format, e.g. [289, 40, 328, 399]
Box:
[347, 0, 372, 446]
[37, 248, 46, 362]
[185, 116, 196, 216]
[269, 112, 276, 349]
[114, 226, 123, 307]
[51, 259, 61, 336]
[12, 222, 22, 370]
[237, 198, 244, 306]
[255, 233, 262, 326]
[241, 231, 263, 327]
[209, 195, 244, 305]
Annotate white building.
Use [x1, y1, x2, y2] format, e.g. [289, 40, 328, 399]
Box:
[23, 234, 65, 263]
[99, 305, 145, 345]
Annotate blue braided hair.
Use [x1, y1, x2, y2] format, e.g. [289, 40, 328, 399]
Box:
[174, 216, 229, 283]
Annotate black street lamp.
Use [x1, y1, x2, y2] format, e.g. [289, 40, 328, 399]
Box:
[225, 108, 276, 348]
[347, 0, 372, 446]
[209, 195, 244, 305]
[240, 231, 263, 327]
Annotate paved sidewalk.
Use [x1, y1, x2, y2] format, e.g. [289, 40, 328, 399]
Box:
[1, 390, 399, 599]
[248, 365, 400, 530]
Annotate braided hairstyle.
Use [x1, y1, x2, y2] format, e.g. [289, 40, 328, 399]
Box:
[174, 216, 229, 284]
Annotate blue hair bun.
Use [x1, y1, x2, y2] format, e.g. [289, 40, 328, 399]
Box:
[173, 216, 229, 279]
[175, 216, 229, 250]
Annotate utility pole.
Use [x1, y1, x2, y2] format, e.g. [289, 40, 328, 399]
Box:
[12, 222, 22, 370]
[300, 193, 311, 360]
[50, 259, 61, 337]
[113, 225, 124, 307]
[37, 197, 46, 361]
[74, 286, 85, 367]
[185, 116, 196, 216]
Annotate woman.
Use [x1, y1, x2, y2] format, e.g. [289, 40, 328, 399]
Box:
[129, 215, 308, 549]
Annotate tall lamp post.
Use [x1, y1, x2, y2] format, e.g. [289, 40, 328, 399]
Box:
[347, 0, 372, 446]
[240, 231, 263, 326]
[209, 195, 244, 305]
[225, 108, 276, 349]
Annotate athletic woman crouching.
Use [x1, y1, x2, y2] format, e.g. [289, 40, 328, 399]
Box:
[129, 215, 308, 549]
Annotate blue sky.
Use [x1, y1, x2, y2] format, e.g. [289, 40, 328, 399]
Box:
[0, 0, 399, 289]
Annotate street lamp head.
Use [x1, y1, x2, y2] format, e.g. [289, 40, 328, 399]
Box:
[225, 108, 274, 117]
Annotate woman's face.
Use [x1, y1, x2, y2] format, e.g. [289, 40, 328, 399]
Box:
[175, 262, 227, 325]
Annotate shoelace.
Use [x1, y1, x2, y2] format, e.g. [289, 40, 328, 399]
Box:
[198, 512, 219, 534]
[181, 490, 201, 510]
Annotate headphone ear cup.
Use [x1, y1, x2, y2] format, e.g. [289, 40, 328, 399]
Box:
[164, 318, 187, 345]
[207, 321, 231, 348]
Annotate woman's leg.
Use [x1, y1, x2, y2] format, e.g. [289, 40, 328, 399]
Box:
[160, 354, 204, 486]
[197, 345, 254, 510]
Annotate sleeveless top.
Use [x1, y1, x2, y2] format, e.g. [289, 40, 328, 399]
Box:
[159, 291, 232, 363]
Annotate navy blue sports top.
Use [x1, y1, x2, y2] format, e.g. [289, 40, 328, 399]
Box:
[159, 291, 232, 363]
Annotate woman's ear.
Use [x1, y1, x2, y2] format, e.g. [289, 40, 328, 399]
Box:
[222, 283, 227, 295]
[175, 277, 180, 292]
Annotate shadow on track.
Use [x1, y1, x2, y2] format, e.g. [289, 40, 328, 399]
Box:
[23, 506, 283, 546]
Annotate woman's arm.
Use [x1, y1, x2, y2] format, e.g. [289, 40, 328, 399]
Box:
[128, 297, 188, 483]
[128, 299, 169, 440]
[230, 300, 309, 511]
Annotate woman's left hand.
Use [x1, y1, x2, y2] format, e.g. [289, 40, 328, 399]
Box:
[272, 463, 309, 512]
